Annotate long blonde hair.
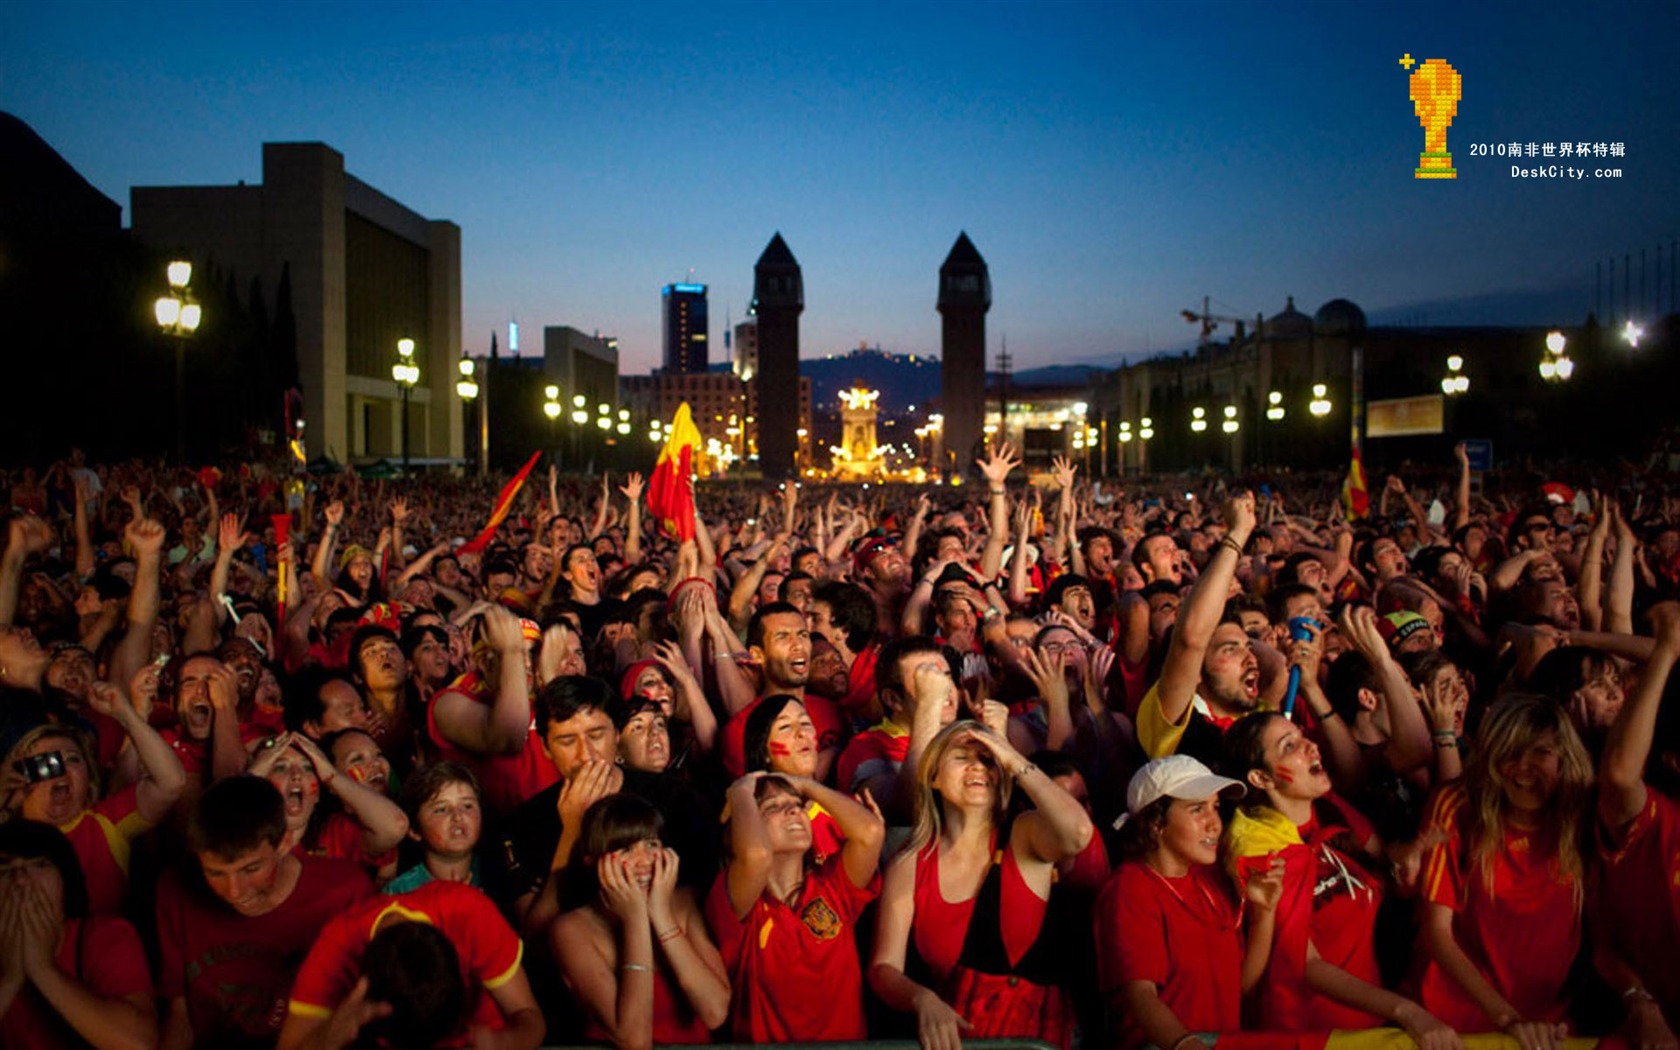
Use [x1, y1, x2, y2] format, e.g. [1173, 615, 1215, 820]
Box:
[904, 720, 1012, 857]
[1465, 693, 1593, 904]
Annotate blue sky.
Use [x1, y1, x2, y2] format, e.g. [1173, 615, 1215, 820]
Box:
[4, 0, 1676, 374]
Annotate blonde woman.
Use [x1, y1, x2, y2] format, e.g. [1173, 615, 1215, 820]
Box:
[1416, 694, 1594, 1050]
[868, 719, 1093, 1050]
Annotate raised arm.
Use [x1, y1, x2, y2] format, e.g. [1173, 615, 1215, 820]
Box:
[311, 501, 343, 582]
[1453, 443, 1472, 531]
[1577, 496, 1610, 632]
[1339, 605, 1434, 776]
[1607, 502, 1636, 635]
[107, 517, 165, 691]
[0, 515, 53, 625]
[1154, 493, 1256, 729]
[619, 473, 645, 565]
[978, 443, 1020, 580]
[431, 607, 533, 755]
[88, 681, 185, 825]
[1600, 603, 1680, 828]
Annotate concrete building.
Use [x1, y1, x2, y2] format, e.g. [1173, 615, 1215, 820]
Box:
[131, 142, 462, 465]
[752, 233, 803, 479]
[662, 283, 709, 374]
[620, 367, 812, 476]
[542, 326, 620, 410]
[938, 232, 990, 478]
[732, 317, 758, 382]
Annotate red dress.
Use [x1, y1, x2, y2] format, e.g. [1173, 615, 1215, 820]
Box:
[1415, 782, 1581, 1029]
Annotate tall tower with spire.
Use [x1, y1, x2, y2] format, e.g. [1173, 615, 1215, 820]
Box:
[752, 233, 803, 478]
[939, 232, 990, 476]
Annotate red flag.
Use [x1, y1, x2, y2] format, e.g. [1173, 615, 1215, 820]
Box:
[647, 403, 702, 542]
[459, 451, 542, 555]
[1343, 447, 1370, 520]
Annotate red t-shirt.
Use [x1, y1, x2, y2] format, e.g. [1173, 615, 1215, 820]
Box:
[161, 720, 272, 777]
[0, 915, 152, 1050]
[156, 856, 374, 1045]
[425, 671, 558, 820]
[302, 810, 398, 879]
[1416, 782, 1581, 1029]
[59, 784, 149, 915]
[288, 881, 524, 1043]
[1598, 789, 1680, 1018]
[705, 856, 879, 1042]
[1094, 862, 1244, 1050]
[719, 693, 846, 781]
[836, 719, 910, 794]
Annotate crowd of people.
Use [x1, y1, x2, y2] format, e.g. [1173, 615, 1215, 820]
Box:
[2, 441, 1679, 1050]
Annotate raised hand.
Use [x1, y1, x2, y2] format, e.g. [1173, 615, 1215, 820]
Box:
[596, 850, 649, 925]
[1020, 646, 1070, 711]
[619, 472, 645, 503]
[217, 512, 250, 555]
[482, 606, 527, 654]
[389, 498, 410, 525]
[8, 515, 51, 557]
[1221, 490, 1257, 537]
[125, 516, 167, 558]
[1048, 454, 1075, 491]
[979, 442, 1022, 487]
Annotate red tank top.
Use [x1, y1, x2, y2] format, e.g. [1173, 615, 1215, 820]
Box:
[912, 834, 1048, 983]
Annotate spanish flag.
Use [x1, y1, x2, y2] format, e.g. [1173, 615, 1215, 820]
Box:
[459, 450, 542, 555]
[647, 403, 702, 542]
[1343, 447, 1370, 520]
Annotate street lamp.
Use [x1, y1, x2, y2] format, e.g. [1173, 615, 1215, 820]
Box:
[1190, 407, 1208, 433]
[456, 354, 485, 477]
[1221, 405, 1239, 434]
[1309, 383, 1333, 417]
[1622, 319, 1644, 348]
[1441, 354, 1469, 395]
[154, 260, 203, 462]
[1540, 330, 1573, 382]
[1266, 390, 1285, 421]
[392, 338, 420, 471]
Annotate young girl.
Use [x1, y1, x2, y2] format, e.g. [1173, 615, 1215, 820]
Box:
[1220, 712, 1459, 1047]
[1094, 755, 1281, 1050]
[706, 771, 884, 1042]
[550, 794, 729, 1049]
[742, 694, 844, 862]
[246, 731, 408, 884]
[1416, 693, 1594, 1050]
[869, 719, 1094, 1049]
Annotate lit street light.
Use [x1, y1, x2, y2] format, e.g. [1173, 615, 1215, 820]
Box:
[456, 354, 484, 477]
[1622, 319, 1644, 348]
[1441, 354, 1469, 395]
[1540, 330, 1573, 382]
[391, 338, 420, 471]
[1266, 390, 1285, 421]
[154, 260, 203, 462]
[1309, 383, 1333, 417]
[1190, 406, 1207, 433]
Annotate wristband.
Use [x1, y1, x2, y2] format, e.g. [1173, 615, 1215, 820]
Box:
[1219, 535, 1244, 556]
[658, 926, 685, 944]
[1622, 986, 1655, 1004]
[1313, 707, 1339, 722]
[1433, 738, 1458, 750]
[621, 963, 652, 974]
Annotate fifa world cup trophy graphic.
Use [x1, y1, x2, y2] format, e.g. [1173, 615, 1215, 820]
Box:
[1410, 58, 1461, 179]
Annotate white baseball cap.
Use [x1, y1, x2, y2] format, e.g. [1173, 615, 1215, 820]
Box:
[1113, 754, 1245, 829]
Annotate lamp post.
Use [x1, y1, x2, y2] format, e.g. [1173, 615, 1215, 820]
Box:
[571, 394, 588, 470]
[1441, 355, 1469, 396]
[543, 385, 562, 469]
[154, 260, 203, 463]
[1539, 330, 1574, 382]
[456, 354, 482, 476]
[392, 338, 420, 471]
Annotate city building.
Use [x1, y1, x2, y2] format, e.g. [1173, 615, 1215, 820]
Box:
[543, 326, 620, 410]
[661, 282, 708, 374]
[732, 317, 758, 382]
[131, 141, 462, 465]
[938, 232, 990, 478]
[621, 367, 812, 476]
[752, 233, 803, 479]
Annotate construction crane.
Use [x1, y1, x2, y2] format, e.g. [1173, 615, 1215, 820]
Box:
[1180, 296, 1250, 346]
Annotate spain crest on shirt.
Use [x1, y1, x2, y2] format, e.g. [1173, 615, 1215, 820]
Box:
[799, 895, 842, 940]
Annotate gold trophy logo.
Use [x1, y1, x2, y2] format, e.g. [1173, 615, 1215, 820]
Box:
[1404, 55, 1461, 179]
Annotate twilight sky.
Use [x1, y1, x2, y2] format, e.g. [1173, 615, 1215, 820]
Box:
[3, 0, 1676, 374]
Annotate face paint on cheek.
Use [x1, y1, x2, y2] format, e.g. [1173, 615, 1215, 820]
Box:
[304, 781, 320, 798]
[1272, 766, 1295, 785]
[767, 741, 795, 757]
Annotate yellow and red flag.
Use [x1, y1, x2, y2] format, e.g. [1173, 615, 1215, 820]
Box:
[1343, 447, 1370, 520]
[459, 450, 542, 555]
[647, 403, 702, 542]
